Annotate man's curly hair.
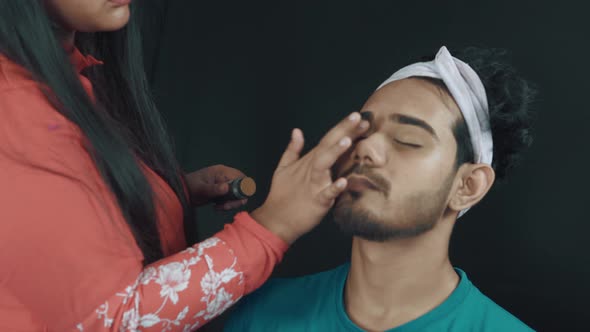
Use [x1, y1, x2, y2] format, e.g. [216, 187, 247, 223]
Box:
[419, 47, 537, 180]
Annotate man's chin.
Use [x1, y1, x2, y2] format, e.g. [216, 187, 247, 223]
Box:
[332, 203, 390, 242]
[332, 203, 437, 242]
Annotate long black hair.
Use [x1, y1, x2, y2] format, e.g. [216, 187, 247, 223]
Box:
[0, 1, 192, 265]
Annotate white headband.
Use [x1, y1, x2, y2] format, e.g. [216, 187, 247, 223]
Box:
[377, 46, 493, 217]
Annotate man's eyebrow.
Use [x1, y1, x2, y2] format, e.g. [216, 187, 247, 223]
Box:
[389, 113, 439, 140]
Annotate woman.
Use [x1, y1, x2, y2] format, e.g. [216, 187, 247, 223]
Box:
[0, 1, 369, 331]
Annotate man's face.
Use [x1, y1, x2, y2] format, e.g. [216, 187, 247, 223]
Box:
[332, 78, 463, 241]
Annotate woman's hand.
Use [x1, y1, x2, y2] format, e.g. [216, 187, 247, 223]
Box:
[251, 112, 369, 244]
[185, 165, 249, 210]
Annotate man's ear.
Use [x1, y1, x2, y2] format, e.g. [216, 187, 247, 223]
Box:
[449, 164, 496, 212]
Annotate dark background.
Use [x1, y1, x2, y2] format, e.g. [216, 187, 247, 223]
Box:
[140, 1, 590, 331]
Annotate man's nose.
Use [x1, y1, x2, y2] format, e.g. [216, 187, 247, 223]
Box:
[352, 133, 387, 167]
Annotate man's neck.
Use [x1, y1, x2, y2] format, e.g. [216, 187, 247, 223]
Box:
[344, 218, 459, 332]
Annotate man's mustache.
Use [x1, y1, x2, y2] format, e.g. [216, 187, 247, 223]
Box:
[338, 164, 390, 196]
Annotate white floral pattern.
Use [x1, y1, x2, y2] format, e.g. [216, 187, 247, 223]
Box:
[157, 262, 191, 305]
[76, 237, 244, 331]
[96, 302, 114, 328]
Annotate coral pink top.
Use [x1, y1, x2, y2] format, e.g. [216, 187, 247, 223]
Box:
[0, 49, 288, 331]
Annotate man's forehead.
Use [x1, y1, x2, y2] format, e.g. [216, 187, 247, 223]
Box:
[362, 78, 461, 129]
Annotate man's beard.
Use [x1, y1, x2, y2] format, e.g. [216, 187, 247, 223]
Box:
[332, 165, 455, 242]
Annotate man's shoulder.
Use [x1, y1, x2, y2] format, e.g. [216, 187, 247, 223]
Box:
[463, 283, 535, 331]
[224, 264, 349, 331]
[243, 263, 347, 309]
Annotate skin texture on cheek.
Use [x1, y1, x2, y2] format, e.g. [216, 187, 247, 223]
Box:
[332, 134, 458, 240]
[333, 166, 456, 242]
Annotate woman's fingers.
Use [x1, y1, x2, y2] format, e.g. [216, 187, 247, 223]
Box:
[277, 128, 305, 168]
[318, 112, 369, 149]
[312, 136, 352, 173]
[317, 178, 348, 207]
[215, 199, 248, 211]
[310, 113, 368, 176]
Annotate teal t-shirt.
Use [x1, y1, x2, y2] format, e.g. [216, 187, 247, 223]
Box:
[224, 263, 534, 331]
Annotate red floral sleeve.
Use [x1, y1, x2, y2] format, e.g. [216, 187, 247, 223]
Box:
[76, 213, 287, 332]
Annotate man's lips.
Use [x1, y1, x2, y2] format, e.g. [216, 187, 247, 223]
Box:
[346, 175, 379, 192]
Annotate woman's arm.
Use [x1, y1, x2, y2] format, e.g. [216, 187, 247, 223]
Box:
[0, 83, 367, 330]
[0, 152, 286, 332]
[74, 213, 287, 332]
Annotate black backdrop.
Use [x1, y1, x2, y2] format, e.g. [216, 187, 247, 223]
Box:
[140, 1, 590, 331]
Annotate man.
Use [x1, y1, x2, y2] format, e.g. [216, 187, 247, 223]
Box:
[224, 46, 536, 331]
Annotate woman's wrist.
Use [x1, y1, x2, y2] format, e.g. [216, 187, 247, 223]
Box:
[250, 206, 298, 245]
